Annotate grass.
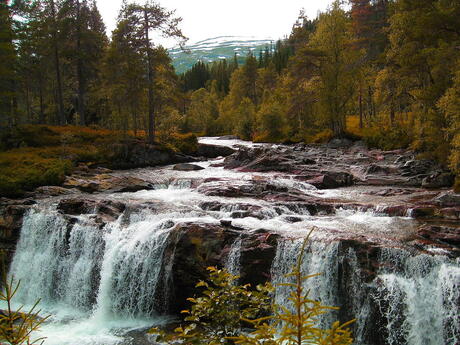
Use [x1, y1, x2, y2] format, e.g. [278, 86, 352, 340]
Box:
[0, 125, 198, 197]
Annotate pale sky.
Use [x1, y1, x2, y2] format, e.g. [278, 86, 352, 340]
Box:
[97, 0, 333, 46]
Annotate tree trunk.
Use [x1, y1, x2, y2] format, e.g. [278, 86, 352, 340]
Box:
[76, 0, 85, 126]
[38, 73, 45, 124]
[50, 0, 66, 125]
[359, 86, 363, 129]
[144, 8, 155, 144]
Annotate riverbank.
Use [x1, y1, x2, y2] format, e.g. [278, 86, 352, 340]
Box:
[0, 125, 200, 198]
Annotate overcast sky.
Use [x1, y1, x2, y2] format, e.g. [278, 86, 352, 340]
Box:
[97, 0, 332, 46]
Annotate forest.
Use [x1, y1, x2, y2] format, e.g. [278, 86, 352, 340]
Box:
[1, 0, 459, 192]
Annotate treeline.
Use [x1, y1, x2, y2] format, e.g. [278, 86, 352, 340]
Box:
[180, 0, 460, 185]
[1, 0, 460, 184]
[0, 0, 185, 143]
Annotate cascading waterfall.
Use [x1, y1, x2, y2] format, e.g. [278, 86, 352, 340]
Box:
[9, 209, 105, 312]
[225, 236, 242, 278]
[7, 206, 175, 345]
[374, 249, 460, 345]
[271, 239, 340, 328]
[271, 239, 460, 345]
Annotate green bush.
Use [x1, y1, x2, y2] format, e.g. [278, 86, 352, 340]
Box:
[153, 236, 354, 345]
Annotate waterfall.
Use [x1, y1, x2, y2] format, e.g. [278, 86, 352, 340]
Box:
[375, 249, 460, 345]
[9, 209, 105, 312]
[271, 239, 339, 328]
[271, 239, 460, 345]
[225, 236, 242, 278]
[9, 207, 176, 318]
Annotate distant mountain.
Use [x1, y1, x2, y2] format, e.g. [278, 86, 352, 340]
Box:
[168, 36, 275, 74]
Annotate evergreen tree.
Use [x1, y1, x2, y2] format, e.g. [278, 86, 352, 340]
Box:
[121, 0, 186, 143]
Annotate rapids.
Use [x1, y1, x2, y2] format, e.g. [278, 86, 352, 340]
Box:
[3, 137, 459, 345]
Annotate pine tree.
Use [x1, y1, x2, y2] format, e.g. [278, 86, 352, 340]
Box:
[121, 0, 186, 143]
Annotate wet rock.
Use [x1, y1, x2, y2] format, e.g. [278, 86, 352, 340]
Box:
[306, 172, 354, 189]
[327, 138, 353, 149]
[162, 223, 237, 313]
[439, 207, 460, 220]
[410, 206, 437, 218]
[365, 164, 398, 175]
[172, 163, 205, 171]
[421, 173, 455, 188]
[63, 175, 154, 194]
[196, 144, 235, 158]
[0, 204, 29, 244]
[417, 225, 460, 248]
[57, 198, 125, 222]
[217, 135, 239, 140]
[34, 186, 79, 197]
[433, 191, 460, 207]
[239, 230, 279, 287]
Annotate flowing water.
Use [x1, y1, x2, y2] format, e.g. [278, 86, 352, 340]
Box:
[3, 137, 459, 345]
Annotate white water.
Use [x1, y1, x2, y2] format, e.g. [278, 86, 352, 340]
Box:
[271, 239, 460, 345]
[3, 138, 459, 345]
[375, 249, 460, 345]
[225, 236, 242, 279]
[271, 239, 340, 328]
[6, 208, 173, 345]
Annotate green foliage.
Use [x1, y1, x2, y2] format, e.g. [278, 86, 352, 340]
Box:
[0, 149, 72, 197]
[153, 267, 273, 345]
[0, 266, 49, 345]
[167, 133, 199, 155]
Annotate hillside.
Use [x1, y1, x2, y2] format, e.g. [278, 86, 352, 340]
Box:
[169, 36, 274, 73]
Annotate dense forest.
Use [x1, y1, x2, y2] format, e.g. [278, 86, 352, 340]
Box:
[1, 0, 459, 190]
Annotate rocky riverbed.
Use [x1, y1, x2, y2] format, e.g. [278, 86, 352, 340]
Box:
[0, 137, 458, 345]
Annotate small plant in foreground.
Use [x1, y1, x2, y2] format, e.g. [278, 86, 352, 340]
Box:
[0, 268, 49, 345]
[152, 232, 354, 345]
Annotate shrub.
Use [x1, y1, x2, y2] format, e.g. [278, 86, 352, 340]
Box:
[167, 133, 199, 155]
[0, 263, 49, 345]
[153, 235, 354, 345]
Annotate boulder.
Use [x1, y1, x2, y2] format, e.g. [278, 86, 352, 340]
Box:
[196, 144, 235, 158]
[173, 163, 205, 171]
[327, 138, 353, 149]
[422, 173, 455, 188]
[63, 175, 154, 194]
[433, 192, 460, 207]
[57, 198, 126, 222]
[306, 172, 354, 189]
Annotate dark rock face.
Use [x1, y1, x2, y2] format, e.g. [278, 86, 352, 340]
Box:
[196, 143, 235, 158]
[57, 198, 126, 222]
[161, 223, 238, 313]
[159, 223, 279, 314]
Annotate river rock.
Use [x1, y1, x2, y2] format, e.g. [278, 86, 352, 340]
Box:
[63, 175, 154, 194]
[433, 191, 460, 207]
[421, 173, 455, 188]
[306, 172, 354, 189]
[172, 163, 205, 171]
[57, 198, 125, 222]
